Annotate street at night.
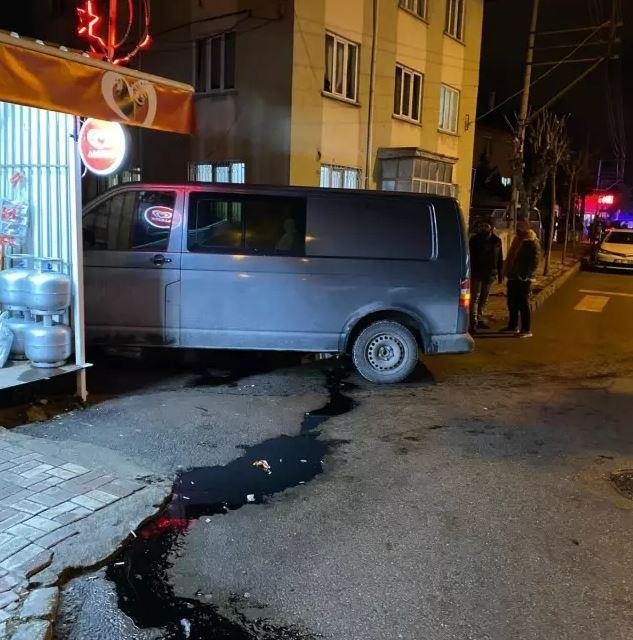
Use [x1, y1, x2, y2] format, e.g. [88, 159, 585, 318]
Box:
[11, 268, 627, 640]
[1, 0, 633, 638]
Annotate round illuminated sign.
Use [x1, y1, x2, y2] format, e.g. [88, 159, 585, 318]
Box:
[78, 118, 127, 176]
[144, 206, 181, 229]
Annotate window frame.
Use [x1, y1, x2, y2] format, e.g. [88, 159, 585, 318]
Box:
[438, 84, 460, 134]
[445, 0, 465, 42]
[188, 161, 246, 184]
[393, 64, 424, 123]
[398, 0, 428, 20]
[323, 32, 360, 104]
[320, 164, 362, 190]
[186, 193, 307, 257]
[193, 32, 236, 94]
[82, 189, 178, 253]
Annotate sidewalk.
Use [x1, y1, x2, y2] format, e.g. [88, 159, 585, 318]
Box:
[480, 245, 584, 328]
[0, 428, 170, 639]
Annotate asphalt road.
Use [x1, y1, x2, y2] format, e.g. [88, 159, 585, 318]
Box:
[21, 269, 633, 640]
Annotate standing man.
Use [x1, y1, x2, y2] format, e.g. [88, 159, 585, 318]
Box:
[469, 220, 504, 331]
[503, 221, 540, 338]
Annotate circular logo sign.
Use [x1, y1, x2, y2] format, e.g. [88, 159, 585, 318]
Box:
[144, 206, 181, 230]
[78, 118, 127, 176]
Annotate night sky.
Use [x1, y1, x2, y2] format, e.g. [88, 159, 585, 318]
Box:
[479, 0, 632, 185]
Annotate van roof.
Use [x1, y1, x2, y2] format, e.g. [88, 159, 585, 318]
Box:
[93, 182, 458, 202]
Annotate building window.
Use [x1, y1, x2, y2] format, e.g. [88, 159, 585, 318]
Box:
[394, 65, 423, 123]
[399, 0, 427, 19]
[194, 32, 236, 93]
[324, 33, 359, 102]
[320, 165, 361, 189]
[188, 161, 245, 184]
[439, 84, 460, 133]
[105, 168, 142, 191]
[445, 0, 465, 41]
[380, 156, 457, 197]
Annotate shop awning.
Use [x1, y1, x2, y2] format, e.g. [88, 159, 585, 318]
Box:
[0, 30, 194, 135]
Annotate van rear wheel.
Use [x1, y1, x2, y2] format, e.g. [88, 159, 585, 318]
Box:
[352, 320, 418, 384]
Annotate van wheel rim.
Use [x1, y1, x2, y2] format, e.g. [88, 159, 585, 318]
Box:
[366, 334, 405, 372]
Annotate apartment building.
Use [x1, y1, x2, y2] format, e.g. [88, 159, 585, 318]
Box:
[139, 0, 484, 210]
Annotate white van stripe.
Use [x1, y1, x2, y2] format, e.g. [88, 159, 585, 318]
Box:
[575, 295, 609, 312]
[579, 289, 633, 299]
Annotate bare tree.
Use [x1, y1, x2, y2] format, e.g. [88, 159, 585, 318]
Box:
[533, 111, 569, 276]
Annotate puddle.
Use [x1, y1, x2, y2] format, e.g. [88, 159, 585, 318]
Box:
[102, 366, 354, 639]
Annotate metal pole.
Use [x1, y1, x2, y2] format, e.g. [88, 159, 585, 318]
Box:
[511, 0, 540, 226]
[364, 0, 379, 190]
[107, 0, 118, 62]
[70, 117, 87, 402]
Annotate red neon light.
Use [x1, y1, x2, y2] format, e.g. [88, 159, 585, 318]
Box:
[76, 0, 151, 66]
[76, 0, 106, 51]
[599, 194, 615, 206]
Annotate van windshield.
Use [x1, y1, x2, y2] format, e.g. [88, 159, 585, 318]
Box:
[605, 232, 633, 244]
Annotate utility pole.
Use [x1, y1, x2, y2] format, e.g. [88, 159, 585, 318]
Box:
[510, 0, 540, 226]
[365, 0, 379, 189]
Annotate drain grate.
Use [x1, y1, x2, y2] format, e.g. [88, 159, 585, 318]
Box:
[610, 469, 633, 500]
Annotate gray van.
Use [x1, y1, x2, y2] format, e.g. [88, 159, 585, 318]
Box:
[82, 183, 473, 383]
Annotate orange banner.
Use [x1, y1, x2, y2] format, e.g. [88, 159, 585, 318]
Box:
[0, 37, 194, 135]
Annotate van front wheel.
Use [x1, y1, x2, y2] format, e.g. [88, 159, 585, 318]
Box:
[352, 320, 418, 384]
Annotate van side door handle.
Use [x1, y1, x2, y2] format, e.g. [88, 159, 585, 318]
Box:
[152, 254, 172, 266]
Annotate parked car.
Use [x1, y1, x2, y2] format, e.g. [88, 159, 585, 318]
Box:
[592, 229, 633, 271]
[82, 183, 473, 383]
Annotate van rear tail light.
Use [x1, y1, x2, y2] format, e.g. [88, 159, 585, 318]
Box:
[459, 278, 471, 308]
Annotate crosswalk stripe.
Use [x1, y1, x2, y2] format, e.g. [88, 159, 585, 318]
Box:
[574, 295, 609, 313]
[579, 289, 633, 299]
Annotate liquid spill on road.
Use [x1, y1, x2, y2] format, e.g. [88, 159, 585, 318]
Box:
[104, 365, 354, 639]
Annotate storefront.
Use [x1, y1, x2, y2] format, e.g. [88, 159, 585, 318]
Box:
[0, 30, 193, 399]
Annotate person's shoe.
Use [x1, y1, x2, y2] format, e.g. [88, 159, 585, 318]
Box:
[476, 320, 490, 329]
[501, 326, 519, 333]
[518, 331, 533, 338]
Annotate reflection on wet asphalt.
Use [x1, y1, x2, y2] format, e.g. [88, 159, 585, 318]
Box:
[104, 364, 354, 639]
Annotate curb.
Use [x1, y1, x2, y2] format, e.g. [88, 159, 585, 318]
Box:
[531, 260, 581, 312]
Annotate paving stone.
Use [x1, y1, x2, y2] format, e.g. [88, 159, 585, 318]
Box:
[0, 536, 29, 564]
[34, 525, 78, 550]
[45, 468, 76, 480]
[0, 512, 30, 531]
[0, 491, 32, 508]
[0, 575, 18, 593]
[25, 478, 63, 493]
[0, 590, 18, 609]
[10, 462, 43, 477]
[4, 524, 42, 542]
[19, 465, 54, 480]
[28, 493, 68, 509]
[60, 463, 89, 475]
[9, 619, 52, 640]
[37, 502, 76, 521]
[52, 507, 91, 526]
[69, 495, 103, 511]
[0, 544, 46, 574]
[83, 489, 119, 505]
[5, 548, 52, 580]
[8, 501, 46, 517]
[99, 478, 143, 498]
[0, 608, 10, 623]
[0, 484, 22, 502]
[21, 517, 60, 534]
[0, 510, 21, 526]
[0, 473, 41, 490]
[19, 587, 58, 621]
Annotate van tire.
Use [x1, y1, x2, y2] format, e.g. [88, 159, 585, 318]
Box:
[352, 320, 418, 384]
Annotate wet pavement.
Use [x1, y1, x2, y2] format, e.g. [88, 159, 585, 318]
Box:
[17, 270, 633, 639]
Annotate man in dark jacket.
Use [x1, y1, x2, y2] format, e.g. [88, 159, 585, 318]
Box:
[503, 221, 540, 337]
[469, 220, 503, 331]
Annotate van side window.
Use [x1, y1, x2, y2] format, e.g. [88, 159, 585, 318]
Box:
[188, 193, 306, 256]
[83, 191, 176, 252]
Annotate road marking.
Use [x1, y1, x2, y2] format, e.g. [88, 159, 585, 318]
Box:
[579, 289, 633, 299]
[574, 295, 609, 313]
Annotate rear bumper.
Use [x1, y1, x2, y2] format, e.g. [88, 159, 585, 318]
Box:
[592, 259, 633, 271]
[426, 332, 474, 355]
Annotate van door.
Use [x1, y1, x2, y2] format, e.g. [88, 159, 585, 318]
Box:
[83, 188, 183, 346]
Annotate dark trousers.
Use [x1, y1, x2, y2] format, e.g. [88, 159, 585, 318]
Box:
[470, 277, 493, 325]
[507, 279, 532, 332]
